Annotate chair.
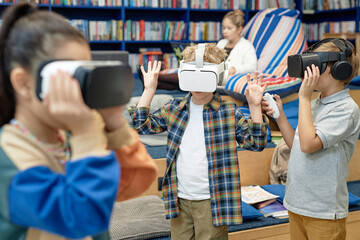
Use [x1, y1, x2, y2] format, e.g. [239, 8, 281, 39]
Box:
[222, 8, 308, 102]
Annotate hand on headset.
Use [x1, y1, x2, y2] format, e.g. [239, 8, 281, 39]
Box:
[140, 60, 162, 92]
[299, 64, 320, 99]
[245, 71, 268, 106]
[43, 70, 94, 136]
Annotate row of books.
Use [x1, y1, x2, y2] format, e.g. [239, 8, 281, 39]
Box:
[303, 0, 357, 11]
[69, 19, 123, 41]
[0, 0, 48, 3]
[51, 0, 122, 6]
[124, 0, 187, 8]
[0, 0, 122, 6]
[190, 0, 246, 9]
[129, 51, 178, 73]
[124, 20, 187, 41]
[249, 0, 295, 10]
[303, 21, 356, 41]
[124, 20, 222, 42]
[189, 21, 222, 41]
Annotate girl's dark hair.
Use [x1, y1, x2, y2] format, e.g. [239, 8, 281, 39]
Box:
[0, 3, 87, 126]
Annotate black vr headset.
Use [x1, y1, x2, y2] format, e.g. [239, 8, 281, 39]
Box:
[36, 60, 134, 109]
[287, 38, 354, 80]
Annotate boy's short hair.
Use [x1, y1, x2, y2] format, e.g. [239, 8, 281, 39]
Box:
[181, 43, 227, 64]
[312, 39, 359, 84]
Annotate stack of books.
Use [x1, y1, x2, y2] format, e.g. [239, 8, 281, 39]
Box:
[259, 200, 288, 218]
[241, 185, 288, 219]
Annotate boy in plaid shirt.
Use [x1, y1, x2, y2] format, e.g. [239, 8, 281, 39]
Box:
[129, 43, 269, 239]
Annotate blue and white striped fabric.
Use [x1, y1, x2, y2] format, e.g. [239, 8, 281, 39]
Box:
[225, 8, 308, 97]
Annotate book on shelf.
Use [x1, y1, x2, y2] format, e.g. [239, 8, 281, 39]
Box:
[129, 50, 177, 73]
[241, 185, 279, 205]
[124, 0, 187, 8]
[259, 200, 288, 218]
[303, 21, 356, 41]
[190, 0, 246, 9]
[250, 0, 295, 10]
[303, 0, 356, 11]
[125, 20, 187, 41]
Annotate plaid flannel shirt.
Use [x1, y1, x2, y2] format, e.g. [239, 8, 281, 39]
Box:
[128, 92, 269, 226]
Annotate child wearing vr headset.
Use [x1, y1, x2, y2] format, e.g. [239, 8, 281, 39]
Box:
[129, 43, 269, 239]
[263, 38, 360, 239]
[0, 3, 157, 240]
[138, 9, 257, 91]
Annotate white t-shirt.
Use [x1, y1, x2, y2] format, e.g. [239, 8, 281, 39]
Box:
[176, 99, 210, 200]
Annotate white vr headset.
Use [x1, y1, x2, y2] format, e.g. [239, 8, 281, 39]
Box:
[36, 60, 133, 109]
[178, 43, 226, 92]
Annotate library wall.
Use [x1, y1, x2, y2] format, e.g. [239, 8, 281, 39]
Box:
[0, 0, 358, 71]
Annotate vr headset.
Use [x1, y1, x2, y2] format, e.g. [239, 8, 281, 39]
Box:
[178, 43, 225, 92]
[36, 60, 134, 109]
[287, 38, 354, 80]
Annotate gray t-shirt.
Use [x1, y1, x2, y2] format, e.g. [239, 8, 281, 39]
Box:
[284, 89, 360, 220]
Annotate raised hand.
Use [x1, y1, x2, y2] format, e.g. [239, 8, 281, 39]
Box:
[43, 70, 94, 136]
[137, 60, 162, 107]
[299, 64, 319, 99]
[141, 60, 162, 92]
[245, 72, 268, 106]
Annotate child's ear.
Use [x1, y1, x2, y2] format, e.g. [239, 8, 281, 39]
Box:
[10, 67, 33, 99]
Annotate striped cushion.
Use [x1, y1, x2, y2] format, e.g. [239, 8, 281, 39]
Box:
[225, 8, 307, 97]
[160, 69, 178, 74]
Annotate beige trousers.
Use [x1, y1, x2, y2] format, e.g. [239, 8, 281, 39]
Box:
[288, 210, 346, 240]
[170, 198, 228, 240]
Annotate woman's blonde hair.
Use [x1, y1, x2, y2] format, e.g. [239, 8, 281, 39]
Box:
[181, 43, 227, 64]
[313, 39, 359, 84]
[223, 9, 245, 28]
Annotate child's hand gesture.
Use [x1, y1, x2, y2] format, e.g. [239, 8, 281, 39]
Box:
[245, 72, 267, 106]
[140, 60, 162, 92]
[44, 70, 94, 136]
[299, 64, 319, 99]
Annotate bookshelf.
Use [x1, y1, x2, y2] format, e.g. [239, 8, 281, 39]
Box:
[298, 0, 360, 43]
[0, 0, 358, 57]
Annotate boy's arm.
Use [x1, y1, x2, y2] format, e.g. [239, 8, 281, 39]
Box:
[235, 109, 269, 152]
[297, 65, 323, 153]
[105, 125, 158, 201]
[239, 72, 269, 151]
[96, 109, 158, 201]
[137, 61, 162, 107]
[128, 103, 168, 134]
[298, 97, 323, 153]
[5, 123, 119, 238]
[275, 110, 295, 149]
[129, 60, 168, 134]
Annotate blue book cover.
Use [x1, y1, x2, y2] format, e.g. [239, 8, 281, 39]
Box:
[259, 200, 288, 218]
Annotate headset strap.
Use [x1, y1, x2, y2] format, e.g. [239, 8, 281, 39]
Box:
[316, 51, 345, 62]
[195, 43, 206, 68]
